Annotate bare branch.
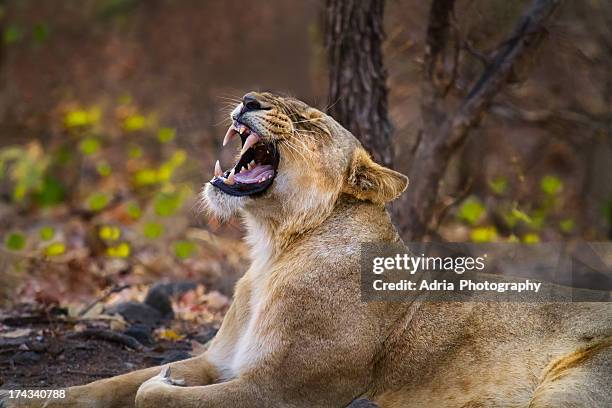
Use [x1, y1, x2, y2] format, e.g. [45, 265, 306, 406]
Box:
[449, 0, 561, 148]
[395, 0, 561, 241]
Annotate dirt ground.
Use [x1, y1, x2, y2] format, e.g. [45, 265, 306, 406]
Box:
[0, 305, 218, 389]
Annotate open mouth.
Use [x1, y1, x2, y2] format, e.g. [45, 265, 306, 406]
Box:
[210, 121, 280, 197]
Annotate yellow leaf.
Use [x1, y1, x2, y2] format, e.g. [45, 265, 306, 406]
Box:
[106, 242, 131, 258]
[470, 226, 498, 243]
[157, 329, 185, 341]
[44, 242, 66, 256]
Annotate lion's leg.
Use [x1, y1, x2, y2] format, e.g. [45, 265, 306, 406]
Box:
[135, 368, 280, 408]
[529, 341, 611, 408]
[1, 353, 219, 408]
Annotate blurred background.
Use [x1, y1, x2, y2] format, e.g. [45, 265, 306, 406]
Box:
[0, 0, 610, 389]
[0, 0, 610, 312]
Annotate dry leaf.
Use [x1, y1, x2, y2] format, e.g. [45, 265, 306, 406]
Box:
[156, 328, 185, 341]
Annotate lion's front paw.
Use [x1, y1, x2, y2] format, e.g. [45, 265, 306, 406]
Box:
[135, 366, 184, 408]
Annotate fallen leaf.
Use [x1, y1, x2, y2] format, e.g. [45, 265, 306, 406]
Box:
[156, 328, 185, 341]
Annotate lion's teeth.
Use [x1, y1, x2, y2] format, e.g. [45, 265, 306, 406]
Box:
[240, 133, 260, 156]
[223, 126, 238, 147]
[238, 125, 248, 135]
[248, 160, 255, 170]
[224, 169, 235, 185]
[214, 160, 223, 177]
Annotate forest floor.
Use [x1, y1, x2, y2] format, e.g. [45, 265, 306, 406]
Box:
[0, 287, 223, 388]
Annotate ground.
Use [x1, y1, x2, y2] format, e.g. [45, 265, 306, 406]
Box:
[0, 295, 221, 389]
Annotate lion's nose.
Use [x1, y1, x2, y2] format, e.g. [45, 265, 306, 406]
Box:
[242, 93, 263, 112]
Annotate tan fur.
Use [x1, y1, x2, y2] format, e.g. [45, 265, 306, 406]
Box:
[3, 92, 610, 408]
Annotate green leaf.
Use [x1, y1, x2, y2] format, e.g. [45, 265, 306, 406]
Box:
[4, 25, 22, 44]
[559, 218, 574, 233]
[55, 146, 73, 165]
[510, 208, 532, 225]
[457, 197, 486, 225]
[153, 191, 183, 217]
[126, 202, 141, 219]
[33, 177, 65, 207]
[170, 150, 186, 166]
[522, 233, 540, 244]
[87, 192, 110, 211]
[44, 242, 66, 256]
[32, 23, 49, 44]
[64, 108, 101, 128]
[530, 209, 546, 229]
[470, 226, 498, 243]
[157, 128, 176, 143]
[156, 163, 173, 182]
[133, 169, 158, 186]
[5, 232, 26, 251]
[107, 242, 131, 258]
[123, 114, 147, 131]
[540, 175, 563, 195]
[79, 138, 100, 155]
[173, 240, 196, 260]
[143, 222, 164, 239]
[127, 144, 142, 159]
[488, 176, 507, 195]
[39, 226, 55, 241]
[97, 161, 112, 177]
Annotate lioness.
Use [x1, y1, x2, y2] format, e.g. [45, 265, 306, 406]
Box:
[2, 92, 611, 408]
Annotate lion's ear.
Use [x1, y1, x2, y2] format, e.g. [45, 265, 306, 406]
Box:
[343, 148, 408, 204]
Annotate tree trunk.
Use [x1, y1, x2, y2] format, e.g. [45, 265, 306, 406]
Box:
[325, 0, 394, 168]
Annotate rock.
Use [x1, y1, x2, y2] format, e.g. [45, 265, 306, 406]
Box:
[144, 284, 174, 319]
[123, 324, 154, 346]
[26, 340, 48, 353]
[106, 301, 164, 328]
[12, 351, 41, 365]
[144, 281, 198, 318]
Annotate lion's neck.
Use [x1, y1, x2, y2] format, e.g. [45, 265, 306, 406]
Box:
[241, 199, 341, 264]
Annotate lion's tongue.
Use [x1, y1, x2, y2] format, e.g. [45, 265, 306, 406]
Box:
[234, 164, 274, 184]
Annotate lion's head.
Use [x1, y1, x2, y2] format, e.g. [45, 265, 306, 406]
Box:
[203, 92, 408, 235]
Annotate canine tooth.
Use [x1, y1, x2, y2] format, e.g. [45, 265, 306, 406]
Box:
[214, 160, 223, 177]
[224, 169, 235, 185]
[240, 133, 260, 156]
[223, 126, 238, 147]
